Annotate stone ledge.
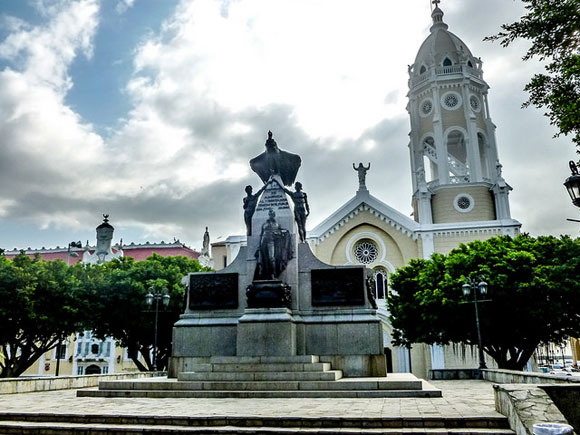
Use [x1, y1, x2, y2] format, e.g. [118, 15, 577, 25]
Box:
[493, 384, 570, 435]
[483, 369, 580, 385]
[0, 372, 156, 395]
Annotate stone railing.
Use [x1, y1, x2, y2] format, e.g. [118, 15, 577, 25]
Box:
[0, 372, 157, 395]
[483, 368, 580, 385]
[484, 369, 579, 435]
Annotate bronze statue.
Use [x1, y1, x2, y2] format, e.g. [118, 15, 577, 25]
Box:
[353, 162, 371, 189]
[255, 209, 292, 280]
[275, 179, 310, 243]
[243, 183, 267, 236]
[250, 131, 301, 186]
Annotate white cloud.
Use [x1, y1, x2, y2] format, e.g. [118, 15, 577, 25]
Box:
[116, 0, 136, 15]
[0, 0, 576, 250]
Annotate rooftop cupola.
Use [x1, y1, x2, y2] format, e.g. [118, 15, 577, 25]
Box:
[430, 1, 447, 31]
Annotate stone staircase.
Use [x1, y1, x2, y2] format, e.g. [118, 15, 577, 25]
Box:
[77, 355, 442, 399]
[0, 412, 515, 434]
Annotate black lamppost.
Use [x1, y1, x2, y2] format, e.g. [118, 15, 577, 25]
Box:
[564, 161, 580, 209]
[461, 278, 490, 370]
[145, 287, 170, 371]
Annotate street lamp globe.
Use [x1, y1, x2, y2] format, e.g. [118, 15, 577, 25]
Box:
[145, 292, 154, 306]
[478, 280, 488, 295]
[162, 293, 170, 308]
[462, 282, 471, 296]
[564, 161, 580, 208]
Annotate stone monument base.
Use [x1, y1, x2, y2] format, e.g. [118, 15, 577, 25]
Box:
[236, 308, 297, 356]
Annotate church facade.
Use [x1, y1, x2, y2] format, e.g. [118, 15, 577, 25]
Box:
[212, 5, 521, 379]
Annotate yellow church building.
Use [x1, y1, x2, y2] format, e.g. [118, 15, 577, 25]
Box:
[212, 4, 521, 379]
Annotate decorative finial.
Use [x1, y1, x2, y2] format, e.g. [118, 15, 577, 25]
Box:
[268, 130, 273, 139]
[430, 0, 446, 30]
[103, 214, 109, 223]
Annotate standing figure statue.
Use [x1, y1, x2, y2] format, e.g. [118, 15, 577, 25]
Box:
[201, 227, 210, 256]
[275, 179, 310, 243]
[243, 183, 268, 236]
[353, 162, 371, 190]
[250, 131, 302, 186]
[255, 209, 292, 280]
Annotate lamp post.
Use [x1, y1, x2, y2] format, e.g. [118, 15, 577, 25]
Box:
[461, 277, 490, 370]
[564, 160, 580, 211]
[145, 287, 170, 371]
[67, 241, 82, 265]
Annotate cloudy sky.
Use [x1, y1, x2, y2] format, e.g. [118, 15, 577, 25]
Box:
[0, 0, 576, 252]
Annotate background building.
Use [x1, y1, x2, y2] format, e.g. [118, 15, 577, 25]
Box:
[6, 216, 203, 377]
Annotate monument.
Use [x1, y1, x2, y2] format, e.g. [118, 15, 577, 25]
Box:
[171, 132, 385, 376]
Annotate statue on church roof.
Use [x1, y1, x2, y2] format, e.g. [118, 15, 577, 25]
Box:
[353, 162, 371, 190]
[250, 131, 301, 186]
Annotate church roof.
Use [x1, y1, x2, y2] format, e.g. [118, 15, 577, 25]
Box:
[309, 188, 419, 241]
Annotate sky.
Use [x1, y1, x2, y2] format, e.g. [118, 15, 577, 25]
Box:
[0, 0, 577, 253]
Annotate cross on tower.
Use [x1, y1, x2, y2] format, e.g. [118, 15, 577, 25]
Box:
[432, 0, 441, 6]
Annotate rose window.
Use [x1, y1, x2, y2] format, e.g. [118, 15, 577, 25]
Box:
[421, 100, 433, 115]
[457, 196, 471, 210]
[444, 94, 459, 108]
[470, 96, 480, 111]
[354, 240, 379, 264]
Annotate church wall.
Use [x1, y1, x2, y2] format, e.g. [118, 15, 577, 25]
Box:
[312, 210, 419, 268]
[442, 109, 468, 132]
[442, 343, 497, 369]
[431, 185, 495, 223]
[329, 223, 405, 268]
[433, 229, 503, 255]
[419, 115, 434, 135]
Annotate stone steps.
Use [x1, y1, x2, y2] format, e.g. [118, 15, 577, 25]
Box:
[98, 379, 423, 391]
[79, 388, 441, 398]
[178, 370, 343, 381]
[0, 413, 515, 434]
[79, 355, 442, 399]
[187, 362, 333, 372]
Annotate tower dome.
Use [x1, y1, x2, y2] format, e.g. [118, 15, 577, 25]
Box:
[412, 6, 479, 80]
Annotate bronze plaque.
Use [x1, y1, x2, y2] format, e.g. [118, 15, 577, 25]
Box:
[311, 268, 365, 306]
[189, 273, 238, 310]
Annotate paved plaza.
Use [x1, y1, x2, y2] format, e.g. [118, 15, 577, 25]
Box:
[0, 380, 499, 419]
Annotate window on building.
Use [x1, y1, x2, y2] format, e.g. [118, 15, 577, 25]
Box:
[374, 270, 388, 299]
[443, 57, 452, 66]
[91, 343, 100, 355]
[102, 366, 109, 374]
[419, 65, 426, 74]
[55, 342, 67, 360]
[77, 366, 84, 375]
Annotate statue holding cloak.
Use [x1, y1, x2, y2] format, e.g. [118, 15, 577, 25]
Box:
[250, 131, 301, 186]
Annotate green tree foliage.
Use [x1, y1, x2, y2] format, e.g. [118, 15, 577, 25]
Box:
[388, 235, 580, 370]
[485, 0, 580, 146]
[0, 254, 89, 377]
[88, 254, 210, 371]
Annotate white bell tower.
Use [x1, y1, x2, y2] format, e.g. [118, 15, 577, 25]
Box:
[407, 3, 512, 225]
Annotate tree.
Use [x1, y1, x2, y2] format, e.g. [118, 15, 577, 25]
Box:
[388, 235, 580, 370]
[88, 254, 210, 371]
[0, 254, 90, 377]
[485, 0, 580, 146]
